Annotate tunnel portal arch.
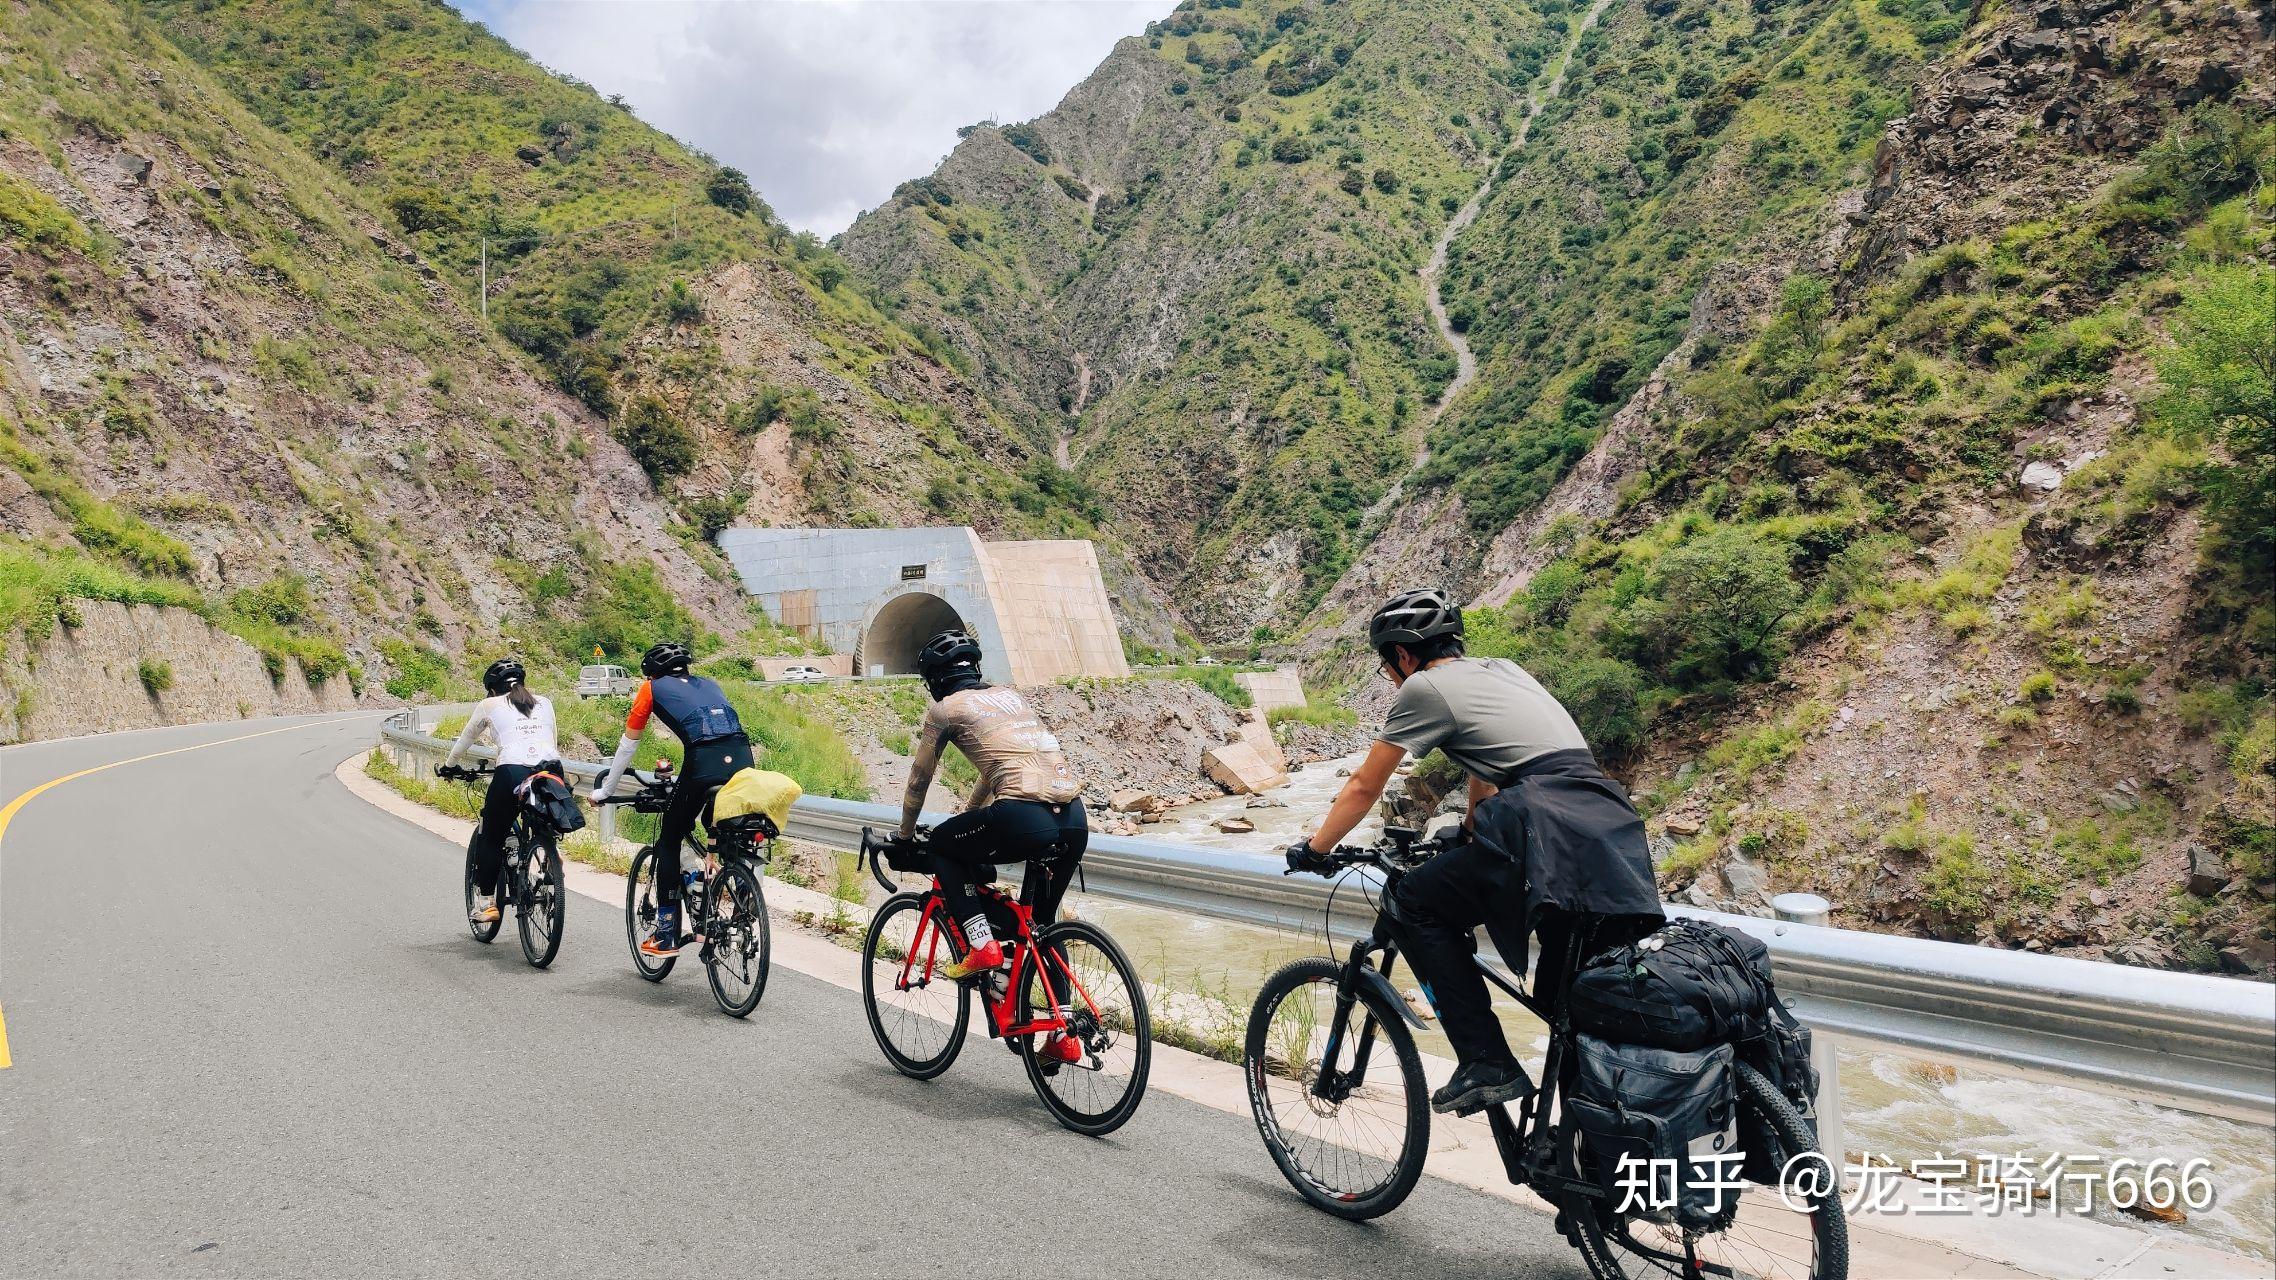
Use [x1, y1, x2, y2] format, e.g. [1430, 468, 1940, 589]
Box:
[857, 589, 971, 678]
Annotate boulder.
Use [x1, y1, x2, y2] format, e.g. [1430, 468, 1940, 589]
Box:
[1245, 794, 1288, 809]
[1109, 788, 1160, 814]
[1663, 813, 1705, 837]
[2019, 460, 2064, 491]
[1723, 857, 1770, 901]
[2219, 938, 2273, 975]
[2186, 843, 2229, 898]
[1204, 742, 1289, 795]
[1214, 816, 1257, 834]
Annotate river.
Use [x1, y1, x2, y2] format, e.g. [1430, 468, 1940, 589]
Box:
[1103, 756, 2275, 1261]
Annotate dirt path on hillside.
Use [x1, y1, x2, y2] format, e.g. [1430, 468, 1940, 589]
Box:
[1375, 0, 1619, 513]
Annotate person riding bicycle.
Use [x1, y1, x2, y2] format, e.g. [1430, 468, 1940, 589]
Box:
[1286, 589, 1661, 1116]
[443, 658, 565, 926]
[590, 641, 754, 959]
[889, 630, 1087, 998]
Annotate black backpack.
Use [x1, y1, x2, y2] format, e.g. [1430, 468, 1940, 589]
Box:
[1567, 919, 1772, 1052]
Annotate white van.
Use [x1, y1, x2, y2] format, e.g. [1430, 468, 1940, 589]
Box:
[575, 664, 638, 698]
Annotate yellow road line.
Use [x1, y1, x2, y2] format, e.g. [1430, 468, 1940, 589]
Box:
[0, 714, 365, 1069]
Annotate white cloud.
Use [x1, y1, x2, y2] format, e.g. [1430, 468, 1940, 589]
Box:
[454, 0, 1174, 235]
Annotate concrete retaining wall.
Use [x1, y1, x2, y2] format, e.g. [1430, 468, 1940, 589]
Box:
[0, 599, 360, 743]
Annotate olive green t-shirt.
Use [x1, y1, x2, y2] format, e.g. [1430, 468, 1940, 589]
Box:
[1377, 657, 1588, 786]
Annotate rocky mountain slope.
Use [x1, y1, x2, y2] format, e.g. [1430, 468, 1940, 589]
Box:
[1, 0, 755, 709]
[845, 0, 2271, 970]
[0, 0, 1183, 723]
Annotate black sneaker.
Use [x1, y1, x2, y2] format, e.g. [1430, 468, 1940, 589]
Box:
[1430, 1059, 1533, 1115]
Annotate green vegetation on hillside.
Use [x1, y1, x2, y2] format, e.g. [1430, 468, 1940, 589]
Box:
[1423, 0, 1963, 532]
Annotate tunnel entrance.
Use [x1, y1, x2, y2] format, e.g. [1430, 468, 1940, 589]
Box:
[859, 592, 969, 678]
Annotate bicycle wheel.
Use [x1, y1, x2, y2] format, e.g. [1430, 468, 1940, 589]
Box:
[704, 861, 772, 1018]
[1015, 919, 1151, 1136]
[625, 846, 675, 981]
[1243, 956, 1429, 1219]
[861, 892, 968, 1078]
[517, 834, 566, 969]
[464, 833, 503, 944]
[1567, 1062, 1848, 1280]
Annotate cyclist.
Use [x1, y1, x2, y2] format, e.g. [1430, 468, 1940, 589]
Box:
[1285, 589, 1661, 1115]
[590, 641, 753, 958]
[890, 631, 1086, 1016]
[442, 658, 564, 925]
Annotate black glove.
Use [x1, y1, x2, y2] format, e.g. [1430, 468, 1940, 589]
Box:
[1285, 841, 1334, 875]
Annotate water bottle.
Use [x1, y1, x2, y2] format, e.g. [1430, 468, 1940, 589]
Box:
[683, 869, 704, 919]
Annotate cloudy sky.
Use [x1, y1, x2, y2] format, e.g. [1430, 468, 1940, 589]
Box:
[450, 1, 1175, 235]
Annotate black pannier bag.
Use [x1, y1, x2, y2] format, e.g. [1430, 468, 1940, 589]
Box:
[1567, 919, 1773, 1051]
[1566, 1035, 1742, 1233]
[524, 772, 586, 835]
[1736, 999, 1820, 1182]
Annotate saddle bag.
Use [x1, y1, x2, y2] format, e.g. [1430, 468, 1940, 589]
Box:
[1567, 919, 1772, 1051]
[521, 771, 586, 835]
[1566, 1035, 1742, 1233]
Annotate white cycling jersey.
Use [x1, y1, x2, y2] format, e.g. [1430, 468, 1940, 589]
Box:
[445, 693, 561, 769]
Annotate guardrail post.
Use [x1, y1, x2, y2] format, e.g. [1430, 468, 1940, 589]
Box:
[1772, 892, 1846, 1170]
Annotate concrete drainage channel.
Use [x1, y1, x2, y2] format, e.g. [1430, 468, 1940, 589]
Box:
[364, 717, 2274, 1277]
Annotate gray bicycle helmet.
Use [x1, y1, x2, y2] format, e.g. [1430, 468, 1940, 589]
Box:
[1368, 588, 1464, 649]
[915, 629, 982, 678]
[640, 641, 693, 678]
[482, 658, 526, 696]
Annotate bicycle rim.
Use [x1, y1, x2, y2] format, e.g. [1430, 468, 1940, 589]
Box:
[517, 838, 565, 969]
[464, 836, 501, 944]
[862, 893, 967, 1078]
[704, 862, 771, 1018]
[1243, 957, 1428, 1219]
[1016, 920, 1150, 1135]
[1571, 1063, 1847, 1280]
[624, 847, 674, 981]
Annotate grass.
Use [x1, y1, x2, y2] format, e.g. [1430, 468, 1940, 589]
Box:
[137, 659, 174, 696]
[1265, 698, 1357, 730]
[0, 540, 203, 642]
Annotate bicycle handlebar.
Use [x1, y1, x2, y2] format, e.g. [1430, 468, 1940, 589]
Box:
[1286, 829, 1453, 879]
[435, 762, 492, 781]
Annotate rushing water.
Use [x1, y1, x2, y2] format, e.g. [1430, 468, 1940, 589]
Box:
[1110, 758, 2276, 1261]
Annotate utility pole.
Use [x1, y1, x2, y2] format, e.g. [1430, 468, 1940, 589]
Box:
[479, 236, 488, 320]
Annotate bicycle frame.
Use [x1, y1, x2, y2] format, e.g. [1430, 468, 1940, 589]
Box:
[1320, 868, 1607, 1208]
[892, 879, 1103, 1041]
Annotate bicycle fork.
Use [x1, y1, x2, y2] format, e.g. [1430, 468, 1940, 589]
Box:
[1313, 936, 1399, 1103]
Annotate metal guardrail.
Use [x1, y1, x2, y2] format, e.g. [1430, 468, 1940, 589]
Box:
[376, 713, 2276, 1127]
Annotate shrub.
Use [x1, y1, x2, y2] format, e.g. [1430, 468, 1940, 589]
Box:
[384, 186, 460, 234]
[617, 395, 697, 481]
[1540, 655, 1647, 758]
[2153, 265, 2274, 554]
[138, 658, 174, 695]
[1270, 135, 1314, 164]
[2019, 670, 2057, 702]
[1633, 527, 1801, 686]
[379, 639, 453, 701]
[1922, 835, 1993, 927]
[1371, 167, 1398, 193]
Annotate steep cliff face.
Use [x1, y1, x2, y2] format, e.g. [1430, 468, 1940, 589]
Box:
[841, 0, 1562, 636]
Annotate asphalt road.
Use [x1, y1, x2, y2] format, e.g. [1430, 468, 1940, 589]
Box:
[0, 714, 1583, 1278]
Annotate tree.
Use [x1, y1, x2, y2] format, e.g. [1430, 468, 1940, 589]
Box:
[1271, 135, 1313, 163]
[811, 259, 847, 293]
[384, 186, 459, 234]
[2156, 265, 2276, 552]
[705, 166, 755, 215]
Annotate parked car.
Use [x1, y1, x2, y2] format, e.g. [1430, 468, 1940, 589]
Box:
[1193, 654, 1221, 666]
[575, 664, 638, 698]
[779, 665, 828, 683]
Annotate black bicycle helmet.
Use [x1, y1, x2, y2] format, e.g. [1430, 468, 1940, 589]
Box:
[483, 658, 526, 696]
[915, 628, 982, 678]
[1368, 588, 1464, 649]
[641, 640, 693, 678]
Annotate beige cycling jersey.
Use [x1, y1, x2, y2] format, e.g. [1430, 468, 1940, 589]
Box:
[902, 685, 1082, 831]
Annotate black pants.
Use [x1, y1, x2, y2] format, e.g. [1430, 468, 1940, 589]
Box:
[655, 736, 754, 907]
[472, 762, 556, 895]
[927, 798, 1088, 941]
[1385, 838, 1531, 1070]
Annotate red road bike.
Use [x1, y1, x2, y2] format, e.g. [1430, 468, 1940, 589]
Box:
[857, 827, 1150, 1135]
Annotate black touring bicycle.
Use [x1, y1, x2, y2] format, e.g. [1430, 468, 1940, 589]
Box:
[1245, 823, 1847, 1280]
